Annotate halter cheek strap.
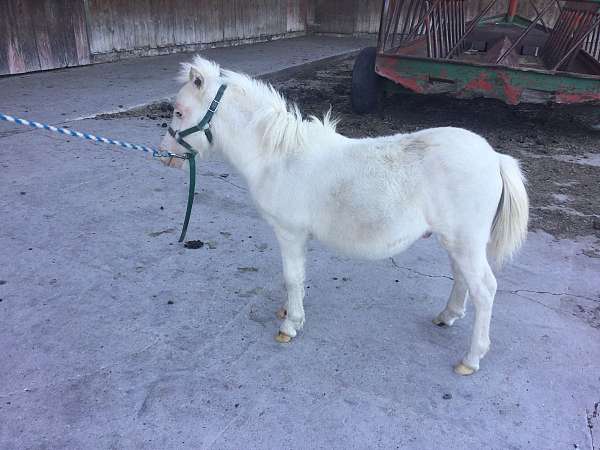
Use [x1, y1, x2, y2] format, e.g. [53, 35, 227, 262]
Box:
[167, 84, 227, 242]
[168, 84, 227, 152]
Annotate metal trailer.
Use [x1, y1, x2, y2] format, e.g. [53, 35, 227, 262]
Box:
[351, 0, 600, 112]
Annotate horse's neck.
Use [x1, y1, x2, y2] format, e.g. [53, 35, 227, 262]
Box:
[221, 139, 265, 181]
[216, 93, 347, 189]
[218, 119, 270, 187]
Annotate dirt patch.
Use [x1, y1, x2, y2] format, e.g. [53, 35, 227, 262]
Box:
[183, 240, 205, 249]
[97, 101, 173, 125]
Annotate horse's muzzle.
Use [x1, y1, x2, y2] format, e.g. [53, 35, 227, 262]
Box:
[160, 153, 187, 169]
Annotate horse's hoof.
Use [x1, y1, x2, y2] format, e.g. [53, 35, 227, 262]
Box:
[276, 307, 287, 320]
[275, 332, 292, 343]
[454, 362, 476, 376]
[432, 317, 447, 327]
[433, 310, 464, 327]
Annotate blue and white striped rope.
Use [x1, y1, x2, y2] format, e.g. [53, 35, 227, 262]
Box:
[0, 113, 185, 159]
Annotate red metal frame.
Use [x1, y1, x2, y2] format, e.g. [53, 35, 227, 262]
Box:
[375, 0, 600, 104]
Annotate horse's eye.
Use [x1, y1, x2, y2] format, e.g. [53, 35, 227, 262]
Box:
[175, 111, 183, 118]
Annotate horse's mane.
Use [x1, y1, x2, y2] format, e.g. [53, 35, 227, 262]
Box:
[180, 56, 340, 155]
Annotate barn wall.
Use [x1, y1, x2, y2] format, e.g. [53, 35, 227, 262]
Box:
[0, 0, 89, 75]
[85, 0, 309, 62]
[0, 0, 309, 75]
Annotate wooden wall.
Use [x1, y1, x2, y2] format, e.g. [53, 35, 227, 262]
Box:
[85, 0, 309, 58]
[0, 0, 309, 75]
[0, 0, 90, 75]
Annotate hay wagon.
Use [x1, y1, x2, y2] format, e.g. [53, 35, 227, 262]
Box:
[351, 0, 600, 112]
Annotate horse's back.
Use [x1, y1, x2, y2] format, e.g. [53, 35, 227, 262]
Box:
[345, 126, 503, 241]
[386, 126, 496, 162]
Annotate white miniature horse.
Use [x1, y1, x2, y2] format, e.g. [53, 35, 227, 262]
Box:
[160, 56, 529, 375]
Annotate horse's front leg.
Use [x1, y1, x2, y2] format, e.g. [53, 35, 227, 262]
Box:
[273, 227, 307, 343]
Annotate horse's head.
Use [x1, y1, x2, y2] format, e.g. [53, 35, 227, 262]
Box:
[160, 56, 225, 168]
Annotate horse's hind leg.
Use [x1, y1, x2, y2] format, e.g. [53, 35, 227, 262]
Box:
[443, 239, 497, 375]
[433, 258, 468, 327]
[276, 306, 287, 320]
[273, 227, 307, 343]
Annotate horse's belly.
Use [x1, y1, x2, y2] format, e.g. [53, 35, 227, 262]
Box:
[313, 213, 427, 260]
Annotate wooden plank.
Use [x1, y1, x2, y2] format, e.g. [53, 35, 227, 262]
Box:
[224, 0, 287, 40]
[2, 0, 41, 74]
[274, 0, 288, 35]
[287, 0, 307, 32]
[56, 0, 80, 66]
[173, 0, 223, 46]
[31, 0, 57, 70]
[129, 0, 153, 50]
[222, 0, 237, 41]
[196, 0, 224, 43]
[72, 0, 91, 65]
[224, 0, 255, 40]
[251, 0, 266, 37]
[86, 0, 115, 54]
[314, 0, 358, 34]
[0, 1, 12, 74]
[355, 0, 381, 33]
[306, 0, 315, 28]
[239, 0, 261, 38]
[32, 0, 79, 70]
[260, 0, 286, 36]
[110, 0, 135, 52]
[150, 0, 176, 48]
[173, 0, 196, 45]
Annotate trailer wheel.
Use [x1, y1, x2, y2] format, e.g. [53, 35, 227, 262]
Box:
[351, 47, 382, 114]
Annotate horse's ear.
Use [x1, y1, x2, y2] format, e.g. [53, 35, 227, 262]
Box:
[189, 67, 204, 89]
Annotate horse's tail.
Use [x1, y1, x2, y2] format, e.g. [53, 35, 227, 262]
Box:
[488, 154, 529, 268]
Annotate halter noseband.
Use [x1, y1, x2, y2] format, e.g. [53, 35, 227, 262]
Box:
[168, 84, 228, 154]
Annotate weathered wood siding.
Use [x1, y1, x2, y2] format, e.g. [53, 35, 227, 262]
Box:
[85, 0, 308, 60]
[85, 0, 224, 55]
[355, 1, 384, 33]
[0, 0, 89, 75]
[0, 0, 308, 75]
[313, 0, 359, 34]
[288, 0, 310, 31]
[311, 0, 381, 34]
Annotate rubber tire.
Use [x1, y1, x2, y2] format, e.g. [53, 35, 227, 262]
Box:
[351, 47, 383, 114]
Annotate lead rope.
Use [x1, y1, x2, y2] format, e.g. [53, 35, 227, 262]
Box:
[0, 112, 194, 242]
[179, 153, 196, 242]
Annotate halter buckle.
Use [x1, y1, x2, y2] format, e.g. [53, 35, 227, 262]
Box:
[208, 98, 220, 113]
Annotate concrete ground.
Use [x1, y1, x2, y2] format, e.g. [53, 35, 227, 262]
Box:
[1, 36, 599, 450]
